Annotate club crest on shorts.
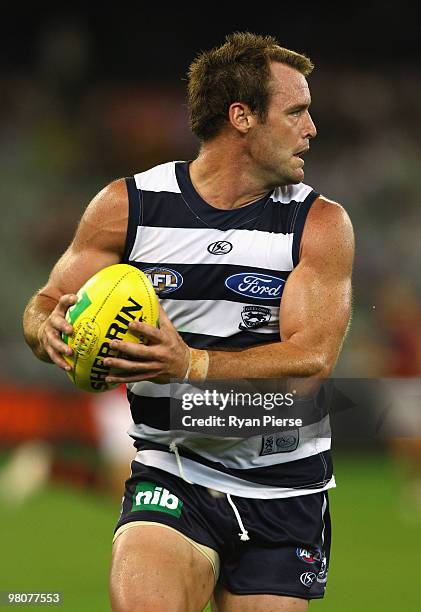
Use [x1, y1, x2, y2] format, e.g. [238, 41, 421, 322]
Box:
[131, 481, 183, 517]
[239, 305, 271, 330]
[143, 267, 183, 294]
[300, 572, 317, 588]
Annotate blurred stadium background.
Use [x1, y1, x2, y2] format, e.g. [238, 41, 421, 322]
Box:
[1, 6, 420, 611]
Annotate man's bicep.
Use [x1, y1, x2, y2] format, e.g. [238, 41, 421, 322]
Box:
[279, 198, 354, 375]
[38, 178, 128, 301]
[280, 262, 352, 356]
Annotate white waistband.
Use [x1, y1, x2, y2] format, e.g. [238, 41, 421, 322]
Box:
[134, 449, 336, 499]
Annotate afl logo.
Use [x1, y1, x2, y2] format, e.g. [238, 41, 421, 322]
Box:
[296, 548, 321, 564]
[225, 273, 285, 300]
[143, 267, 183, 295]
[207, 241, 232, 255]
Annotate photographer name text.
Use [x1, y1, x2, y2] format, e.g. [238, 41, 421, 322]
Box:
[181, 415, 302, 429]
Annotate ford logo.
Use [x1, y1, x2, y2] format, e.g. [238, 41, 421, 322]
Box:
[225, 273, 285, 300]
[143, 267, 183, 294]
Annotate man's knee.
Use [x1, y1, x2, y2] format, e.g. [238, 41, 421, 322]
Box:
[110, 558, 192, 612]
[109, 524, 214, 612]
[110, 590, 186, 612]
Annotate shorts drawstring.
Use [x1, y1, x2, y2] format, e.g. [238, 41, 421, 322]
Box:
[227, 493, 250, 541]
[169, 441, 250, 541]
[169, 442, 193, 484]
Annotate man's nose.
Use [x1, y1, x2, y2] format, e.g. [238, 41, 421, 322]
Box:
[305, 111, 317, 139]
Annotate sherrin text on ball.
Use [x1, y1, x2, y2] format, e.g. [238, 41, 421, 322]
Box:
[62, 264, 159, 392]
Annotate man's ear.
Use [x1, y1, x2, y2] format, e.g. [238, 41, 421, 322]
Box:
[228, 102, 255, 134]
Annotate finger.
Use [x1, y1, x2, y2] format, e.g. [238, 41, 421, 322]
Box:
[49, 312, 73, 336]
[109, 340, 155, 360]
[57, 293, 78, 315]
[128, 320, 162, 343]
[44, 344, 73, 371]
[105, 369, 162, 384]
[103, 355, 160, 372]
[46, 329, 73, 356]
[157, 303, 173, 330]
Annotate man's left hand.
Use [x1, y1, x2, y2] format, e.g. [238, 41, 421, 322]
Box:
[104, 305, 190, 384]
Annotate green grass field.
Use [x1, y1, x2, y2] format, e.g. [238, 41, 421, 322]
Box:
[0, 452, 420, 611]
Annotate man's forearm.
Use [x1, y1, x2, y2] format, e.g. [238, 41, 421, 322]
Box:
[22, 294, 57, 362]
[204, 340, 328, 379]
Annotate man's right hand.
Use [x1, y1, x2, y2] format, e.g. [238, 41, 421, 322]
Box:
[37, 294, 78, 369]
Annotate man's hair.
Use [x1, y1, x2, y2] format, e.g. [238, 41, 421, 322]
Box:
[187, 31, 314, 141]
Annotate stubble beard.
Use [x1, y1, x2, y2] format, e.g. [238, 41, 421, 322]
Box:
[273, 162, 305, 188]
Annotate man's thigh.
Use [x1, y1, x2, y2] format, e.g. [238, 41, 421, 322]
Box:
[214, 588, 308, 612]
[110, 524, 215, 612]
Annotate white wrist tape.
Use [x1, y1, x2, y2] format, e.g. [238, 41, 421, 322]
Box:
[183, 348, 209, 382]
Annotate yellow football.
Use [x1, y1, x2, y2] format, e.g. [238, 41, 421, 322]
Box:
[62, 264, 159, 393]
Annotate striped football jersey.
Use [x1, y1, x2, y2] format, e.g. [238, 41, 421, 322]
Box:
[122, 160, 335, 498]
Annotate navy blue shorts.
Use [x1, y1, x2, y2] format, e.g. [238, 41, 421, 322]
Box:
[115, 460, 331, 599]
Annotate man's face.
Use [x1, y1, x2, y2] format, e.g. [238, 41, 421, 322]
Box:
[249, 62, 317, 186]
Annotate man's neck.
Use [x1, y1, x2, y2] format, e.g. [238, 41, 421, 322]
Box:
[189, 141, 272, 210]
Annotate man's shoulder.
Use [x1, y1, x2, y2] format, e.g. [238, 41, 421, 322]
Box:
[301, 194, 354, 265]
[309, 194, 352, 228]
[133, 160, 183, 194]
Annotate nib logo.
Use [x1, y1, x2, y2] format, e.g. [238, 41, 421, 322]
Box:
[131, 482, 183, 518]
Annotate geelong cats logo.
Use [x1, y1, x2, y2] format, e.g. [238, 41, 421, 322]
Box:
[239, 305, 271, 330]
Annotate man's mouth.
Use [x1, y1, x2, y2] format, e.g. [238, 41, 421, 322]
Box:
[293, 147, 309, 158]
